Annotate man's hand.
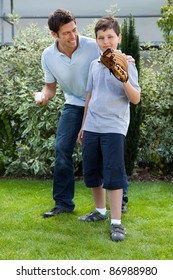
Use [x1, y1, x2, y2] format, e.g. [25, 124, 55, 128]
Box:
[33, 83, 56, 105]
[33, 92, 49, 105]
[126, 55, 135, 63]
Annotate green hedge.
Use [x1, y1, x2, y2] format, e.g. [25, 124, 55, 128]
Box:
[138, 43, 173, 175]
[0, 25, 64, 176]
[0, 24, 172, 177]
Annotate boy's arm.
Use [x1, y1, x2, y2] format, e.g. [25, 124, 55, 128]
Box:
[123, 81, 141, 105]
[78, 92, 92, 144]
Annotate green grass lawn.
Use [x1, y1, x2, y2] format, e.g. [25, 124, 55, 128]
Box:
[0, 178, 172, 260]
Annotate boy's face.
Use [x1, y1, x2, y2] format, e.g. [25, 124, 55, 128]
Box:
[96, 28, 121, 52]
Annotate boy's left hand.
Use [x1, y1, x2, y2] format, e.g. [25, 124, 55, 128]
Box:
[100, 48, 128, 83]
[78, 129, 83, 145]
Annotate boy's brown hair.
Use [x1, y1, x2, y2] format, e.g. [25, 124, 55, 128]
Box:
[95, 16, 120, 38]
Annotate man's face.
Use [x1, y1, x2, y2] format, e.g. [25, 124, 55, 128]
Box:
[57, 21, 78, 50]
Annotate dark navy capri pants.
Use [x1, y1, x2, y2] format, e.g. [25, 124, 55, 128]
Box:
[82, 131, 128, 190]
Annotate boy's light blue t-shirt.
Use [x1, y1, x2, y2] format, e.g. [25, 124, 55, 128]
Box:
[84, 58, 141, 136]
[41, 36, 100, 106]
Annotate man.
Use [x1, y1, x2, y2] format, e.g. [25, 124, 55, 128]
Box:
[34, 9, 129, 218]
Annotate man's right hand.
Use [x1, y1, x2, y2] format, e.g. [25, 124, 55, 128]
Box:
[33, 92, 49, 105]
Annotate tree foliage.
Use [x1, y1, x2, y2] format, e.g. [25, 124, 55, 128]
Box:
[138, 43, 173, 175]
[0, 9, 172, 177]
[120, 15, 142, 175]
[157, 0, 173, 43]
[0, 25, 64, 176]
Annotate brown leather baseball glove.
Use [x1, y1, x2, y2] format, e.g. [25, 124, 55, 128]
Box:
[100, 48, 128, 83]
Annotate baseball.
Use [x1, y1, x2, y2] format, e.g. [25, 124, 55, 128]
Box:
[35, 92, 43, 102]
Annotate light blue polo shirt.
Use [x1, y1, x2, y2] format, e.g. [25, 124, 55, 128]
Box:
[83, 58, 141, 136]
[41, 36, 100, 106]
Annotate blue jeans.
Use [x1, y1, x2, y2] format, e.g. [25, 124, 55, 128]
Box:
[122, 185, 128, 206]
[53, 104, 84, 210]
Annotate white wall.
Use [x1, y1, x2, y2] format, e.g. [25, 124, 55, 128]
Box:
[0, 0, 165, 44]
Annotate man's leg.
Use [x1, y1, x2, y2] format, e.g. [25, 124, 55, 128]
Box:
[42, 104, 84, 218]
[122, 185, 128, 212]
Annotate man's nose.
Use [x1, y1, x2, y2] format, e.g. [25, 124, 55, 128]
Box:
[70, 31, 76, 38]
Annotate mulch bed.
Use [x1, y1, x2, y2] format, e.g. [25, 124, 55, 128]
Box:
[1, 167, 173, 182]
[128, 167, 173, 182]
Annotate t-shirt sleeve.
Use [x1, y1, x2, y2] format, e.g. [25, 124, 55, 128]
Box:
[128, 62, 141, 92]
[41, 52, 56, 83]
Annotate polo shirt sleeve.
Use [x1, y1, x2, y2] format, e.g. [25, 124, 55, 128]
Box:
[128, 62, 141, 92]
[41, 52, 56, 84]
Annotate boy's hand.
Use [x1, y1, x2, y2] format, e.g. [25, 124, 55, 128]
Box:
[78, 129, 83, 145]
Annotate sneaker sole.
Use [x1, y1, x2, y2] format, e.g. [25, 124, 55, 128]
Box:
[42, 209, 73, 218]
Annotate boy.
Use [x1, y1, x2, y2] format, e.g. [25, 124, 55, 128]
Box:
[78, 16, 141, 241]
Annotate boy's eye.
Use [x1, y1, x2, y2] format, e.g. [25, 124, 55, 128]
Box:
[98, 36, 115, 40]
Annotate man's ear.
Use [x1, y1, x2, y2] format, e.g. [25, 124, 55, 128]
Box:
[51, 31, 58, 39]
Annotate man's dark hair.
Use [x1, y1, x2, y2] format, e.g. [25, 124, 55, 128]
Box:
[95, 16, 120, 37]
[48, 8, 76, 33]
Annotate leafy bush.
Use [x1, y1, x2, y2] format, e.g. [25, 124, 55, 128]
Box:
[137, 43, 173, 175]
[157, 0, 173, 43]
[0, 24, 64, 176]
[0, 21, 172, 177]
[120, 15, 142, 175]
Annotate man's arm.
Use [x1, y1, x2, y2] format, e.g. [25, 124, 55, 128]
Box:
[33, 82, 57, 105]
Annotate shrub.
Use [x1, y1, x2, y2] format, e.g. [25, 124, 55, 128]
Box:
[0, 19, 172, 177]
[137, 43, 173, 175]
[157, 0, 173, 43]
[0, 24, 64, 176]
[120, 15, 142, 175]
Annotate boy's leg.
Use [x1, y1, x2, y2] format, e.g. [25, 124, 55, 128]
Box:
[101, 133, 127, 241]
[108, 189, 122, 220]
[92, 186, 106, 209]
[108, 188, 126, 242]
[78, 131, 108, 222]
[42, 104, 84, 218]
[78, 185, 108, 222]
